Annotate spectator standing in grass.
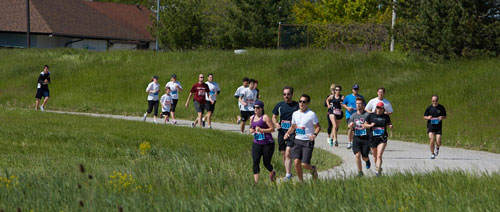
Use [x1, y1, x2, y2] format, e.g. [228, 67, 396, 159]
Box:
[143, 76, 160, 123]
[35, 65, 51, 111]
[272, 86, 299, 181]
[284, 94, 320, 182]
[237, 79, 258, 133]
[160, 87, 173, 124]
[326, 84, 344, 147]
[348, 97, 371, 177]
[165, 74, 183, 124]
[202, 73, 221, 129]
[249, 100, 276, 183]
[185, 74, 213, 127]
[363, 102, 393, 177]
[365, 87, 393, 115]
[342, 84, 364, 149]
[424, 95, 447, 159]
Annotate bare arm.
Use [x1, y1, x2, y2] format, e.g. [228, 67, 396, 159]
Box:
[309, 123, 321, 141]
[239, 96, 247, 106]
[272, 114, 281, 129]
[258, 115, 275, 133]
[284, 124, 297, 140]
[185, 92, 193, 107]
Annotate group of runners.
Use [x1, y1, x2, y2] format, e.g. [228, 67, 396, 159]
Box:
[33, 66, 447, 182]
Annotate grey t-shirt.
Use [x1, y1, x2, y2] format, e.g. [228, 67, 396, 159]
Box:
[348, 111, 370, 138]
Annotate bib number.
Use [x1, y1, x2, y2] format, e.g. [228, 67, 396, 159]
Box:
[197, 90, 205, 96]
[296, 128, 306, 135]
[431, 118, 439, 125]
[209, 91, 215, 95]
[354, 129, 366, 136]
[254, 133, 265, 141]
[333, 109, 341, 115]
[171, 90, 178, 95]
[373, 127, 385, 136]
[37, 83, 41, 88]
[247, 99, 255, 105]
[280, 120, 291, 130]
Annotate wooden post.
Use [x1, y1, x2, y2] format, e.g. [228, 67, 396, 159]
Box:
[277, 22, 281, 49]
[26, 0, 30, 48]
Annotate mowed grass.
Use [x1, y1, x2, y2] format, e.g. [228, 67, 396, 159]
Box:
[0, 108, 498, 211]
[0, 49, 499, 152]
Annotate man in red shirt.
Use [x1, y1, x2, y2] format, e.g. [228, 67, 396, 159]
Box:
[185, 74, 214, 127]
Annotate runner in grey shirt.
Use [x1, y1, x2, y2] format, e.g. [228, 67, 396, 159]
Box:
[348, 97, 371, 177]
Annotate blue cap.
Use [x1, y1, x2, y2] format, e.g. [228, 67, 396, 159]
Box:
[352, 84, 360, 89]
[254, 100, 264, 108]
[171, 74, 177, 78]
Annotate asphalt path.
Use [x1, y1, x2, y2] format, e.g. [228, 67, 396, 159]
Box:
[48, 110, 500, 179]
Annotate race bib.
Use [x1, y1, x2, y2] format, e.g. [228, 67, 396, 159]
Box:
[37, 83, 41, 88]
[354, 128, 367, 136]
[154, 92, 159, 96]
[247, 99, 255, 105]
[333, 109, 342, 115]
[296, 127, 306, 135]
[209, 91, 215, 95]
[373, 127, 385, 136]
[280, 120, 291, 130]
[254, 133, 265, 141]
[431, 118, 440, 125]
[165, 101, 171, 106]
[171, 90, 178, 95]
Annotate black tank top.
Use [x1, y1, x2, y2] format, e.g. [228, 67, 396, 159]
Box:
[329, 95, 343, 109]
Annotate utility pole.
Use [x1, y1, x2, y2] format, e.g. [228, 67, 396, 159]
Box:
[156, 0, 160, 52]
[390, 0, 396, 52]
[26, 0, 30, 48]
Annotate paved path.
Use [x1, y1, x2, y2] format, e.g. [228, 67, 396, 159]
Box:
[48, 111, 500, 179]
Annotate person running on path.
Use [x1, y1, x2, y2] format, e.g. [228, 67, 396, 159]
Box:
[326, 85, 344, 147]
[363, 102, 393, 177]
[348, 97, 371, 177]
[160, 87, 173, 124]
[35, 65, 51, 111]
[202, 73, 221, 129]
[342, 84, 364, 149]
[424, 95, 447, 159]
[165, 74, 183, 124]
[272, 86, 299, 181]
[284, 94, 320, 182]
[249, 100, 276, 183]
[235, 77, 249, 125]
[324, 83, 335, 146]
[143, 76, 160, 123]
[365, 87, 393, 115]
[185, 74, 213, 127]
[237, 79, 258, 133]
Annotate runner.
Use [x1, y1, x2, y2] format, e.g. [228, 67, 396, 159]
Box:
[348, 97, 371, 177]
[165, 74, 183, 124]
[272, 86, 299, 181]
[202, 73, 221, 129]
[238, 79, 258, 133]
[324, 83, 335, 146]
[284, 94, 321, 182]
[160, 87, 173, 124]
[326, 85, 344, 147]
[185, 74, 213, 127]
[365, 87, 393, 115]
[235, 77, 249, 126]
[35, 65, 51, 111]
[143, 76, 160, 123]
[424, 95, 447, 159]
[249, 100, 276, 183]
[363, 102, 393, 177]
[342, 84, 364, 149]
[254, 80, 261, 99]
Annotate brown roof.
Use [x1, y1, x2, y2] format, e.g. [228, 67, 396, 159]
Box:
[0, 0, 154, 42]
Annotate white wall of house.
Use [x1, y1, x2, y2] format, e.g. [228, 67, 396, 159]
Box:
[35, 35, 72, 48]
[110, 42, 137, 50]
[70, 39, 108, 51]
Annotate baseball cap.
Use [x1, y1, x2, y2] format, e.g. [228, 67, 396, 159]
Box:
[254, 100, 264, 108]
[376, 102, 385, 107]
[352, 84, 360, 89]
[171, 74, 177, 79]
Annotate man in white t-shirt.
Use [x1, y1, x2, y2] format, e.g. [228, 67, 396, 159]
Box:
[365, 87, 393, 115]
[160, 87, 173, 123]
[238, 79, 257, 133]
[234, 77, 249, 130]
[284, 94, 321, 182]
[165, 74, 183, 124]
[202, 73, 221, 129]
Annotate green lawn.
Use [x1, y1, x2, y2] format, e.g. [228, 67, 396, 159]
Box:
[0, 108, 498, 211]
[0, 49, 499, 152]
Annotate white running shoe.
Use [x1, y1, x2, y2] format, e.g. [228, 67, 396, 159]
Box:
[236, 116, 241, 124]
[172, 120, 177, 125]
[142, 113, 147, 121]
[435, 148, 439, 156]
[191, 122, 195, 128]
[40, 105, 44, 111]
[431, 154, 436, 159]
[153, 120, 159, 124]
[347, 142, 352, 149]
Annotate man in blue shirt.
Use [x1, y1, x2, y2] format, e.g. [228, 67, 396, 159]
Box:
[342, 84, 364, 149]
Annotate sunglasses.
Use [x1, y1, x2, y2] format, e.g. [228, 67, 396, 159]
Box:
[335, 89, 341, 91]
[376, 106, 384, 109]
[254, 106, 261, 109]
[283, 93, 292, 96]
[299, 100, 308, 104]
[199, 77, 204, 78]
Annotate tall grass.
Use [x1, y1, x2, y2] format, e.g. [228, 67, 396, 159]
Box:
[0, 49, 499, 152]
[0, 108, 498, 211]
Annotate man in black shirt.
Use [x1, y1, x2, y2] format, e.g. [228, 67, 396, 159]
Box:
[272, 86, 299, 181]
[424, 95, 447, 159]
[35, 65, 51, 111]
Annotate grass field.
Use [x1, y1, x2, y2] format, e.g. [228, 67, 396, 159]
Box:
[0, 49, 499, 153]
[0, 108, 498, 211]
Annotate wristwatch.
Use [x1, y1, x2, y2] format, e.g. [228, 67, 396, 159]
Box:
[313, 133, 318, 136]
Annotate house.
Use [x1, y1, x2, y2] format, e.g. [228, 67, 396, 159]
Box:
[0, 0, 156, 51]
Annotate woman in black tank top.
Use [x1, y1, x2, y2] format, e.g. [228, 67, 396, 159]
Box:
[326, 85, 344, 146]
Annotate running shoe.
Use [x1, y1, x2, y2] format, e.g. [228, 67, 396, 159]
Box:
[40, 105, 44, 111]
[375, 172, 380, 177]
[312, 166, 318, 180]
[328, 138, 333, 147]
[435, 148, 439, 156]
[365, 160, 371, 169]
[142, 113, 147, 121]
[357, 171, 364, 177]
[334, 140, 338, 147]
[153, 120, 159, 124]
[431, 154, 436, 159]
[202, 118, 206, 127]
[236, 116, 241, 124]
[191, 122, 195, 128]
[269, 170, 276, 182]
[166, 117, 170, 122]
[172, 120, 177, 125]
[347, 142, 352, 149]
[208, 125, 212, 129]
